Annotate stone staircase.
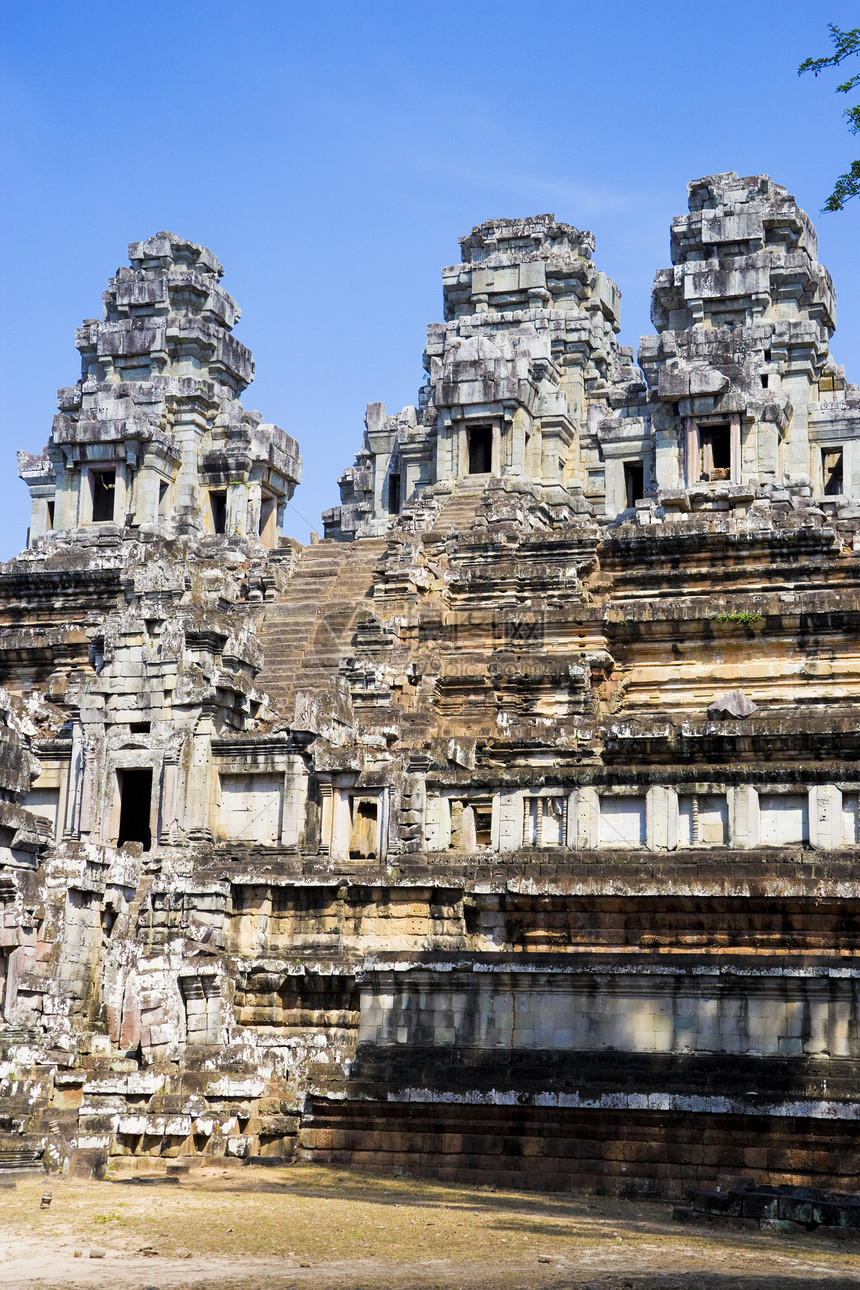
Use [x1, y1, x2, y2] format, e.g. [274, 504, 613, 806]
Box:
[425, 477, 489, 536]
[0, 1137, 44, 1172]
[256, 537, 388, 719]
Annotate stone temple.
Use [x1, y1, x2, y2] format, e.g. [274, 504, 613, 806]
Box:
[2, 173, 860, 1194]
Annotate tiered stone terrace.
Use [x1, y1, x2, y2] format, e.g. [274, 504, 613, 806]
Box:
[1, 176, 860, 1198]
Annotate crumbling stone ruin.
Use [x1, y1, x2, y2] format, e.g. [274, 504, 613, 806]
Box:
[2, 175, 860, 1197]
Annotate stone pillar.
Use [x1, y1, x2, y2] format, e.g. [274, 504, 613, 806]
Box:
[114, 462, 130, 522]
[171, 420, 207, 537]
[605, 457, 623, 517]
[331, 788, 352, 860]
[572, 788, 599, 849]
[28, 497, 51, 542]
[227, 482, 247, 537]
[730, 414, 741, 484]
[783, 371, 812, 477]
[2, 945, 24, 1021]
[490, 794, 501, 850]
[318, 780, 333, 855]
[78, 741, 98, 838]
[497, 789, 523, 852]
[134, 457, 162, 527]
[731, 785, 759, 849]
[62, 723, 85, 839]
[280, 757, 308, 850]
[185, 719, 213, 841]
[246, 481, 262, 539]
[685, 418, 697, 487]
[435, 415, 456, 482]
[159, 752, 181, 844]
[654, 424, 681, 491]
[54, 460, 80, 531]
[810, 784, 842, 850]
[845, 440, 860, 499]
[647, 785, 678, 851]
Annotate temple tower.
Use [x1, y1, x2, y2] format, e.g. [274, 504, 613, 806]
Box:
[18, 233, 301, 547]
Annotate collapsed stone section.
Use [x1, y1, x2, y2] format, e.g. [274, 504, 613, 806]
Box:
[3, 182, 860, 1200]
[18, 232, 301, 548]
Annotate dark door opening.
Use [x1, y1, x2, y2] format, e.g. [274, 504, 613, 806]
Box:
[823, 448, 844, 496]
[473, 801, 493, 846]
[91, 469, 116, 522]
[468, 426, 493, 474]
[388, 473, 401, 515]
[117, 768, 153, 851]
[349, 799, 378, 859]
[698, 425, 731, 482]
[210, 490, 227, 534]
[623, 461, 644, 508]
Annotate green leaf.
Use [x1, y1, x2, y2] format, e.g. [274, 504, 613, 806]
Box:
[823, 159, 860, 212]
[799, 25, 860, 210]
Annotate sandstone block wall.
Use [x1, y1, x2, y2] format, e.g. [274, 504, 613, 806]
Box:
[2, 173, 860, 1197]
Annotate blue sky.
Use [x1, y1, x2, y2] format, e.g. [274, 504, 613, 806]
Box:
[2, 0, 859, 554]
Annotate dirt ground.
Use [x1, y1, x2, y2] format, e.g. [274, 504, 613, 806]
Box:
[0, 1163, 857, 1289]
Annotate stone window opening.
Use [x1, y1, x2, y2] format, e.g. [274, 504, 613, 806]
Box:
[468, 425, 493, 474]
[623, 461, 644, 509]
[697, 424, 731, 482]
[349, 797, 379, 859]
[91, 468, 116, 523]
[209, 489, 227, 535]
[472, 801, 493, 846]
[46, 500, 54, 530]
[523, 795, 567, 848]
[157, 481, 170, 519]
[388, 473, 401, 516]
[89, 637, 105, 674]
[823, 448, 844, 496]
[448, 797, 493, 850]
[116, 767, 153, 851]
[678, 793, 728, 847]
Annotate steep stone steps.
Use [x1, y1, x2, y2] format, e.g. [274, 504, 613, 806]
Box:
[425, 478, 489, 536]
[257, 537, 388, 718]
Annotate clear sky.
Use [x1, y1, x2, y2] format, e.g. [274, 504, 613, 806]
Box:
[1, 0, 859, 555]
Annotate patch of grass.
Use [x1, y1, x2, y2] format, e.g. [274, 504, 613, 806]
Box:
[712, 611, 762, 627]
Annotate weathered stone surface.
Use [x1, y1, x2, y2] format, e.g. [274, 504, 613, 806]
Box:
[3, 177, 860, 1197]
[707, 690, 758, 719]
